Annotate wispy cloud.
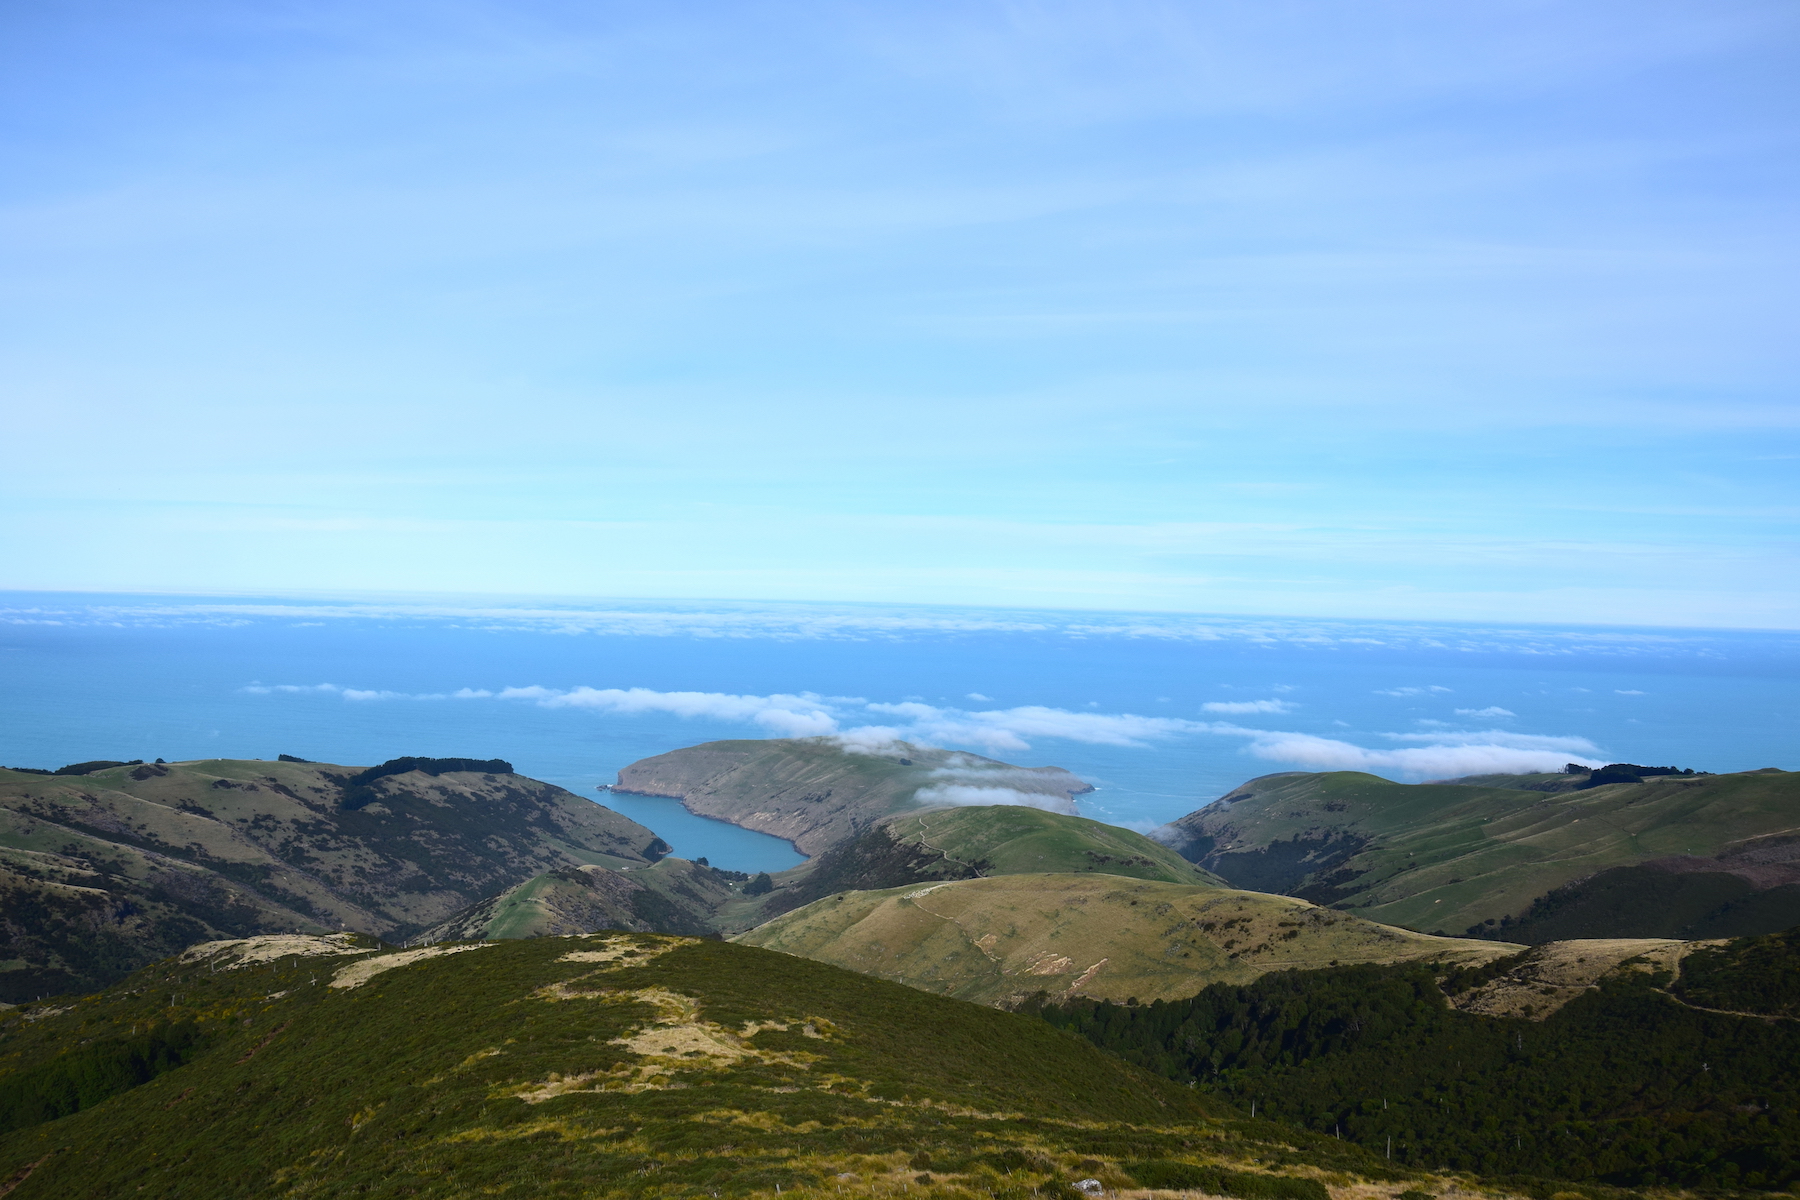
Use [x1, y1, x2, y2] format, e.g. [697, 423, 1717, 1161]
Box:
[1375, 685, 1453, 697]
[1201, 699, 1293, 714]
[1454, 706, 1515, 718]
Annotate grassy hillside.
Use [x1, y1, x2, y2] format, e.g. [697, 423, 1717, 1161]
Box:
[1159, 767, 1800, 935]
[738, 874, 1510, 1007]
[0, 932, 1394, 1200]
[0, 758, 660, 998]
[415, 808, 1224, 942]
[1034, 928, 1800, 1191]
[885, 806, 1223, 884]
[741, 804, 1226, 927]
[612, 738, 1091, 855]
[415, 859, 742, 941]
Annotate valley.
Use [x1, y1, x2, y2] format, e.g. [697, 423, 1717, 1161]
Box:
[5, 737, 1798, 1197]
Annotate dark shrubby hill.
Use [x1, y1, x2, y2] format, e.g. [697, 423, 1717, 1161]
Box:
[1469, 863, 1800, 943]
[1032, 927, 1800, 1192]
[0, 935, 1381, 1200]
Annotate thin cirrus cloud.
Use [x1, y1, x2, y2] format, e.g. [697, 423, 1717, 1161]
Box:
[242, 681, 1603, 779]
[1375, 686, 1453, 697]
[1200, 699, 1293, 714]
[1454, 706, 1515, 718]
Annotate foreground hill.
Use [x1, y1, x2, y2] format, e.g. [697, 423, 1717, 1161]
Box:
[0, 932, 1385, 1200]
[1035, 927, 1800, 1191]
[739, 874, 1510, 1007]
[611, 738, 1091, 855]
[1157, 767, 1800, 936]
[0, 757, 661, 999]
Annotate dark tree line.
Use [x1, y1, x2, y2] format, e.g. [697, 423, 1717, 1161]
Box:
[1030, 931, 1800, 1192]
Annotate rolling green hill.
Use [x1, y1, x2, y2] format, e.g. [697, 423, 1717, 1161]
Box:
[0, 757, 661, 999]
[415, 806, 1227, 942]
[415, 858, 742, 941]
[611, 738, 1091, 855]
[0, 932, 1389, 1200]
[738, 874, 1511, 1007]
[1157, 767, 1800, 935]
[745, 804, 1227, 926]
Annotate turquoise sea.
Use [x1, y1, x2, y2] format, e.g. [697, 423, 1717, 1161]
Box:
[2, 591, 1795, 872]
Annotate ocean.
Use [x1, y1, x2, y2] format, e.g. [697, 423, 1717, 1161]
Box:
[2, 591, 1795, 873]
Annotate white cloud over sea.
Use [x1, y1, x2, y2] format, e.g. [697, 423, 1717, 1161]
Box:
[240, 680, 1601, 780]
[912, 784, 1078, 814]
[1234, 728, 1600, 779]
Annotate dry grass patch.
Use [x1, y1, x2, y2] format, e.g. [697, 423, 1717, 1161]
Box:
[328, 943, 489, 990]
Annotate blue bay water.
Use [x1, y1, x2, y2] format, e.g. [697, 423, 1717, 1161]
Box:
[1, 591, 1795, 873]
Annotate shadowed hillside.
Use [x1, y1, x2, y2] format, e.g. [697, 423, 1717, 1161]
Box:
[0, 757, 661, 998]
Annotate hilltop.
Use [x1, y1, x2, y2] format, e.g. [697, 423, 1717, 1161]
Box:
[612, 738, 1091, 855]
[0, 756, 662, 999]
[738, 874, 1510, 1007]
[0, 931, 1387, 1200]
[1156, 767, 1800, 937]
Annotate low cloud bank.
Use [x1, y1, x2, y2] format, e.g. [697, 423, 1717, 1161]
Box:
[1236, 729, 1600, 778]
[241, 680, 1604, 781]
[912, 784, 1078, 814]
[512, 686, 840, 737]
[863, 701, 1204, 752]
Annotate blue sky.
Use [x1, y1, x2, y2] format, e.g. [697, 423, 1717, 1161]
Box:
[3, 1, 1797, 626]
